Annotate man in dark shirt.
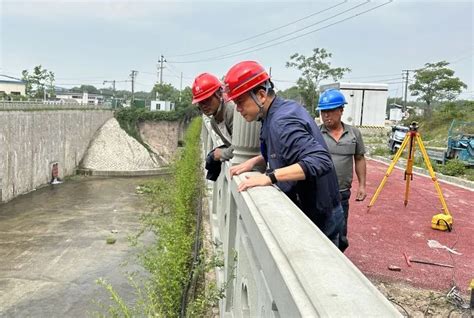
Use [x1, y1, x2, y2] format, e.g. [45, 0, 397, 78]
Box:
[225, 61, 343, 246]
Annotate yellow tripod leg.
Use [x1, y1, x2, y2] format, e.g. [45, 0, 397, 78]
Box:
[404, 132, 416, 206]
[367, 133, 410, 211]
[415, 134, 452, 216]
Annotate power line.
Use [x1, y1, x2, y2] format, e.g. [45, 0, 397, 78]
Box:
[0, 74, 22, 81]
[226, 1, 393, 61]
[342, 73, 400, 80]
[449, 51, 474, 64]
[55, 76, 114, 80]
[168, 1, 348, 58]
[369, 77, 403, 83]
[169, 1, 369, 63]
[55, 82, 106, 85]
[272, 78, 299, 84]
[164, 62, 182, 78]
[169, 1, 392, 64]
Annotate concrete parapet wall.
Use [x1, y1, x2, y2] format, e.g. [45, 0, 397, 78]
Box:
[0, 100, 112, 110]
[201, 120, 402, 317]
[0, 109, 113, 202]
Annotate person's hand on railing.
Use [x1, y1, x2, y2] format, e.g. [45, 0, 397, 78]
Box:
[236, 174, 272, 192]
[229, 160, 254, 177]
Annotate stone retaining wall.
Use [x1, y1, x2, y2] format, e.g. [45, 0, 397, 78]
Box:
[0, 109, 113, 202]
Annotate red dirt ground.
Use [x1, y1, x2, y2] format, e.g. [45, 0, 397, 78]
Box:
[345, 159, 474, 296]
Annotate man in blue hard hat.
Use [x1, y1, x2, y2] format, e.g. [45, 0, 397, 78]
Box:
[318, 89, 367, 253]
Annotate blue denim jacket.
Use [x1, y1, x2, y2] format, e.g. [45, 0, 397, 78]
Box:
[260, 96, 340, 218]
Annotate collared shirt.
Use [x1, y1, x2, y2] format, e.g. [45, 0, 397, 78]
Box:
[210, 101, 235, 160]
[260, 96, 340, 218]
[320, 123, 365, 191]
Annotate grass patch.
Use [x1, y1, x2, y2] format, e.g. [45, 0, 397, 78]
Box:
[95, 117, 225, 317]
[371, 146, 391, 157]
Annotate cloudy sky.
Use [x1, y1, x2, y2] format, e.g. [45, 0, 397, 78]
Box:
[1, 0, 472, 100]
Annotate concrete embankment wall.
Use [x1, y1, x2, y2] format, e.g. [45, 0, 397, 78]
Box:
[138, 120, 182, 163]
[0, 109, 113, 202]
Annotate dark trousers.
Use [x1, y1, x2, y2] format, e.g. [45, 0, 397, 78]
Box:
[339, 189, 351, 252]
[312, 203, 344, 248]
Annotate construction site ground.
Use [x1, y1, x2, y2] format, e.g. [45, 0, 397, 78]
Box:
[346, 158, 473, 317]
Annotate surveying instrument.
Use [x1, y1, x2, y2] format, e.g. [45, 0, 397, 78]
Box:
[367, 121, 453, 231]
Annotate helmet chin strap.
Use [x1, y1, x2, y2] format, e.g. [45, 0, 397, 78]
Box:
[211, 100, 223, 117]
[250, 80, 271, 121]
[250, 91, 265, 120]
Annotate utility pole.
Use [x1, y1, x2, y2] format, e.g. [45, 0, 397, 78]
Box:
[130, 70, 138, 106]
[179, 72, 183, 102]
[103, 80, 116, 108]
[402, 69, 416, 113]
[158, 55, 166, 85]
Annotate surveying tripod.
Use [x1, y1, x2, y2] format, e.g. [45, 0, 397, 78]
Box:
[367, 122, 453, 231]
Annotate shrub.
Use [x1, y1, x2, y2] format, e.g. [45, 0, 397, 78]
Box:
[438, 159, 466, 176]
[465, 168, 474, 181]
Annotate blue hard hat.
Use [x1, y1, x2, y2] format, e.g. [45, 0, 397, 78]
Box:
[317, 89, 347, 111]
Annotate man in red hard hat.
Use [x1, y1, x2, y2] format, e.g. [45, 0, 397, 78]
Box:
[193, 73, 235, 181]
[225, 61, 343, 247]
[192, 72, 235, 163]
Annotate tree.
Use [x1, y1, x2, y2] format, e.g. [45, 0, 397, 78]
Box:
[286, 48, 350, 115]
[278, 86, 303, 103]
[409, 61, 467, 113]
[151, 83, 180, 102]
[21, 65, 55, 99]
[70, 85, 100, 94]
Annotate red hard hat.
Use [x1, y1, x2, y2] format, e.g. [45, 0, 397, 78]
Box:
[192, 73, 222, 104]
[224, 61, 270, 102]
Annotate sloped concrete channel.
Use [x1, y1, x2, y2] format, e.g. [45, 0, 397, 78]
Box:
[0, 176, 157, 317]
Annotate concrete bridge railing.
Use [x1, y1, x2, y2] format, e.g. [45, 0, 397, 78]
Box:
[201, 113, 401, 317]
[0, 101, 113, 110]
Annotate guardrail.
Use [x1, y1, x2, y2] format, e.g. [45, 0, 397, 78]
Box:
[0, 101, 113, 110]
[201, 117, 401, 317]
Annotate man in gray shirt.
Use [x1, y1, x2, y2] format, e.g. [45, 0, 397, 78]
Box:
[192, 72, 234, 161]
[318, 89, 367, 253]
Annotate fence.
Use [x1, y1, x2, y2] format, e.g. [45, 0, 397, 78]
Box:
[0, 101, 112, 110]
[201, 117, 401, 317]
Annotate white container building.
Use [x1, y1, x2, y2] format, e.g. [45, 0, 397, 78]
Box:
[319, 82, 388, 127]
[150, 100, 175, 112]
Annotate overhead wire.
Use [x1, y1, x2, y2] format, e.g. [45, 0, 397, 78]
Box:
[168, 1, 348, 58]
[168, 1, 392, 64]
[164, 62, 184, 79]
[169, 1, 370, 63]
[342, 73, 401, 80]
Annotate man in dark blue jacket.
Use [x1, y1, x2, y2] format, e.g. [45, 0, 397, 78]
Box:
[225, 61, 343, 246]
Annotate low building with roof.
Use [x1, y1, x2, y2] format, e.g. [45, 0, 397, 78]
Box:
[0, 75, 26, 96]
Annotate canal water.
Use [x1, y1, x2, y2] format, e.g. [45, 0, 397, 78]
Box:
[0, 176, 158, 317]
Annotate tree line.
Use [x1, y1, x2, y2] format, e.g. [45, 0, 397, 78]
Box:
[16, 49, 468, 114]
